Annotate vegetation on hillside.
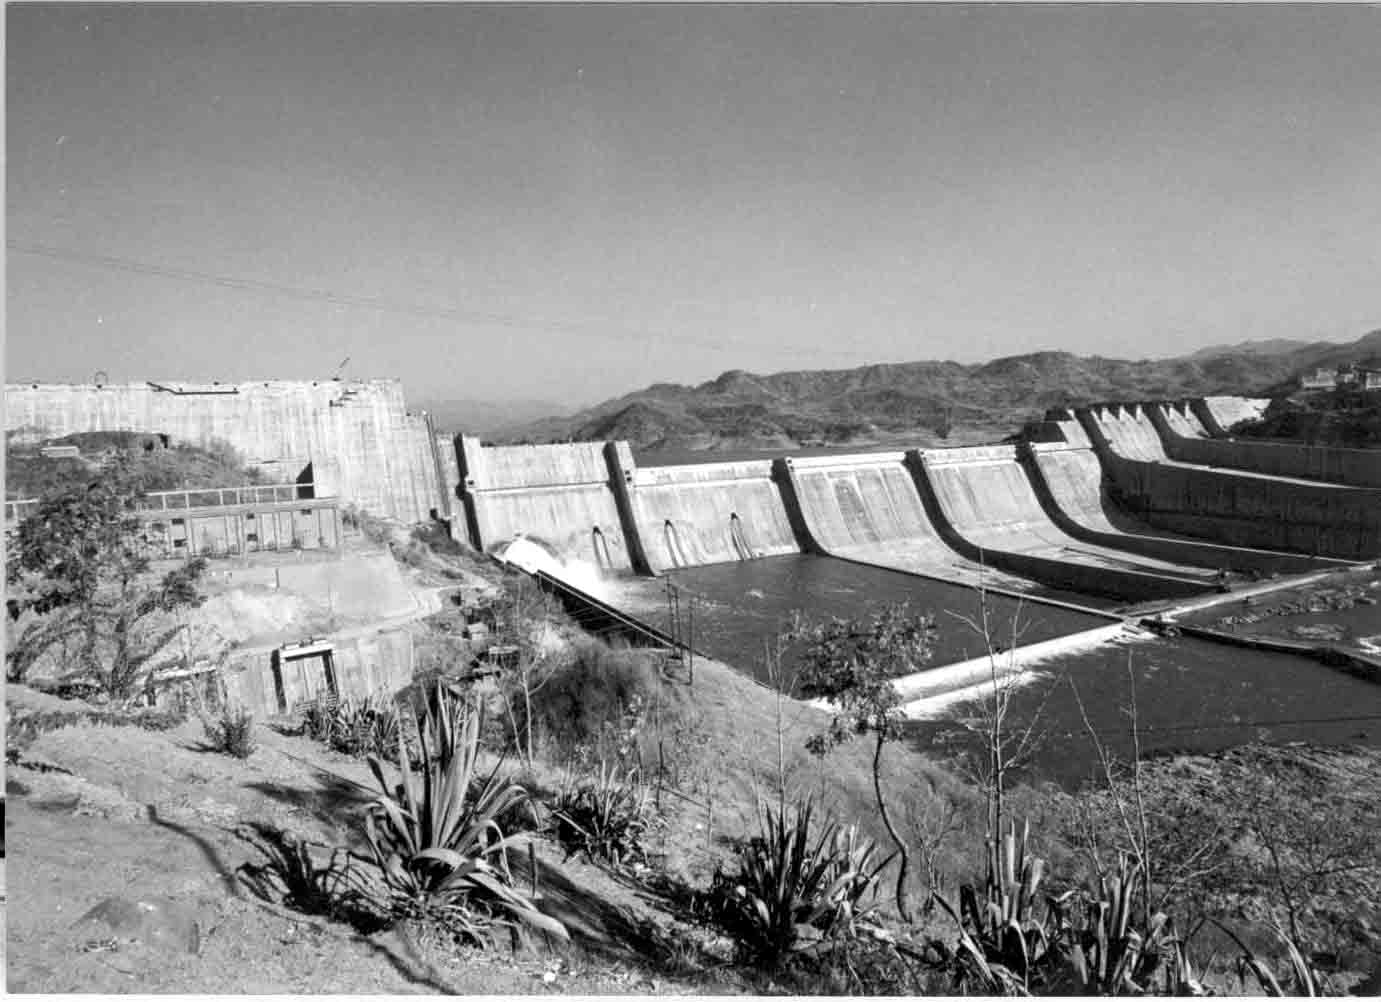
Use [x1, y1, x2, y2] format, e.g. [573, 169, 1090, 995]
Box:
[6, 456, 209, 697]
[7, 462, 1379, 994]
[1232, 392, 1381, 448]
[499, 329, 1381, 452]
[6, 430, 262, 500]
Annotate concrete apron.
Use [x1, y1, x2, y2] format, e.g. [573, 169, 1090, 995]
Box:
[802, 622, 1130, 719]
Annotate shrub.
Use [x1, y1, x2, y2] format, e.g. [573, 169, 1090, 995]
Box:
[363, 680, 567, 947]
[204, 704, 256, 758]
[302, 696, 406, 760]
[514, 637, 664, 761]
[934, 819, 1055, 993]
[711, 796, 893, 970]
[552, 760, 658, 868]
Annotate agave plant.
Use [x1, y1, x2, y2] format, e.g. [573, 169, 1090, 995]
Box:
[717, 796, 894, 968]
[1049, 853, 1211, 996]
[936, 819, 1054, 994]
[1214, 921, 1329, 997]
[337, 695, 404, 758]
[552, 759, 657, 867]
[363, 680, 567, 946]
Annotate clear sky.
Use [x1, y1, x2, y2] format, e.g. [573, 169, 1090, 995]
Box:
[7, 4, 1379, 406]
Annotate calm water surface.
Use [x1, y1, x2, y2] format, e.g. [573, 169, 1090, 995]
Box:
[603, 555, 1381, 791]
[657, 555, 1112, 682]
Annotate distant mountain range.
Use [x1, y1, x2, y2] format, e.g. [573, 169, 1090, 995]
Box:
[489, 330, 1381, 453]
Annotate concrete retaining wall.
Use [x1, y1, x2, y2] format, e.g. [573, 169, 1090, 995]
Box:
[5, 380, 441, 523]
[1023, 440, 1348, 575]
[1079, 407, 1381, 559]
[1148, 401, 1381, 489]
[225, 627, 415, 718]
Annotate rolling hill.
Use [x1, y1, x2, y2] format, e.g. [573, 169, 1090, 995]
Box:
[495, 330, 1381, 453]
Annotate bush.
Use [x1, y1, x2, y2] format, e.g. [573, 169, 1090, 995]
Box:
[302, 696, 406, 760]
[204, 705, 256, 758]
[552, 760, 658, 868]
[711, 796, 892, 970]
[362, 680, 566, 947]
[514, 637, 664, 761]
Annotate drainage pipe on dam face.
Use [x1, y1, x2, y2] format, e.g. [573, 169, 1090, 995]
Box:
[729, 512, 757, 561]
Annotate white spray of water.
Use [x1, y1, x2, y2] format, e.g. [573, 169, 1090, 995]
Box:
[495, 536, 611, 603]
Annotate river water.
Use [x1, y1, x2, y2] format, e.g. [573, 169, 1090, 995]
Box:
[603, 554, 1381, 790]
[661, 555, 1110, 674]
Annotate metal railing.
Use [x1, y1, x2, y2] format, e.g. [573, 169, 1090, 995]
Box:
[143, 482, 315, 511]
[5, 482, 316, 522]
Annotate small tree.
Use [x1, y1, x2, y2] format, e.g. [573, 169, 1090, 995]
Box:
[492, 576, 563, 768]
[794, 603, 936, 923]
[6, 458, 208, 698]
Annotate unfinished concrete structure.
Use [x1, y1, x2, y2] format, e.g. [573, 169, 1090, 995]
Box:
[5, 379, 443, 523]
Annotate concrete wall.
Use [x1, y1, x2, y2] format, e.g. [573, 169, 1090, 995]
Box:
[1080, 403, 1169, 461]
[5, 380, 442, 523]
[1147, 401, 1381, 489]
[224, 627, 415, 718]
[455, 436, 635, 571]
[911, 445, 1212, 601]
[1196, 395, 1270, 435]
[629, 460, 800, 572]
[1023, 438, 1347, 575]
[785, 452, 930, 549]
[1079, 407, 1381, 559]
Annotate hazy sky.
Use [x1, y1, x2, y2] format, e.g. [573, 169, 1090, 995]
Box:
[7, 4, 1380, 405]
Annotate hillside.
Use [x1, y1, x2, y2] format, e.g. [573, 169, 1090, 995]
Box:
[498, 330, 1381, 453]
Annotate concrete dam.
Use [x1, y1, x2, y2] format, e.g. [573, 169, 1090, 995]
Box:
[9, 380, 1376, 760]
[453, 397, 1374, 607]
[9, 381, 1376, 580]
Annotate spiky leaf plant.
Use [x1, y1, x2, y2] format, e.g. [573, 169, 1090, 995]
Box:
[363, 680, 567, 946]
[1215, 921, 1329, 997]
[552, 760, 656, 868]
[1049, 853, 1210, 996]
[936, 819, 1053, 993]
[715, 796, 894, 969]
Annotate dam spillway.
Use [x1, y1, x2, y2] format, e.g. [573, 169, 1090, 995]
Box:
[628, 459, 800, 572]
[914, 443, 1216, 602]
[451, 391, 1375, 646]
[1080, 402, 1381, 558]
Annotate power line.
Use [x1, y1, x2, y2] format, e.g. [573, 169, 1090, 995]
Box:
[8, 239, 886, 362]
